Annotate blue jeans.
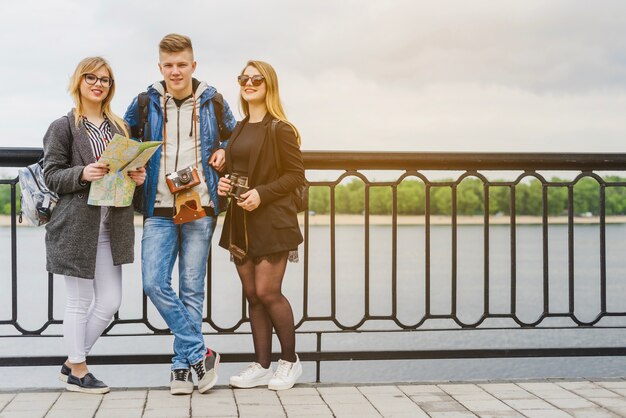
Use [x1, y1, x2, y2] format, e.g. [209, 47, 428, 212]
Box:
[142, 215, 216, 370]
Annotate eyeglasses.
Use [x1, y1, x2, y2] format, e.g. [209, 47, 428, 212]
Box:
[83, 73, 113, 88]
[237, 75, 265, 87]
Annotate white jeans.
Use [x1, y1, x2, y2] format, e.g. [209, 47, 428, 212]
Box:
[63, 209, 122, 364]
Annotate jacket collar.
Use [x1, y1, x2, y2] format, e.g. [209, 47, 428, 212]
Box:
[225, 116, 247, 174]
[67, 109, 95, 164]
[67, 109, 125, 165]
[260, 111, 274, 126]
[148, 78, 215, 105]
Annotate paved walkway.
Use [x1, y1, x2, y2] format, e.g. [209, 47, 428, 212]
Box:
[1, 379, 626, 417]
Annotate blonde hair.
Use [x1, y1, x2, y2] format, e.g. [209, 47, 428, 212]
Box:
[239, 60, 301, 146]
[68, 56, 128, 137]
[159, 33, 194, 57]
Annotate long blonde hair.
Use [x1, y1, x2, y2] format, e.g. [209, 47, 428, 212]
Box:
[68, 56, 128, 137]
[239, 60, 300, 146]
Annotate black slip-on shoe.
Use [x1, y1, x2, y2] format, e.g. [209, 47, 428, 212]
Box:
[66, 372, 110, 394]
[58, 363, 71, 383]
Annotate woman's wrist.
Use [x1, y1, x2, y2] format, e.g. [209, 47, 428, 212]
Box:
[79, 168, 88, 185]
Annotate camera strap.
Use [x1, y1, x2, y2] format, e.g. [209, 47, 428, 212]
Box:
[228, 201, 248, 259]
[162, 92, 200, 176]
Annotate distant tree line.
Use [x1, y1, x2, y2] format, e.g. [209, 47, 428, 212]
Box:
[0, 184, 19, 215]
[2, 177, 626, 216]
[307, 177, 626, 216]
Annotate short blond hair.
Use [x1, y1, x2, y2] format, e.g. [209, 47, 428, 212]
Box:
[159, 33, 193, 56]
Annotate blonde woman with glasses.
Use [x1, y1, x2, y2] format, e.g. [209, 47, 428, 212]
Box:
[43, 56, 145, 393]
[218, 60, 305, 390]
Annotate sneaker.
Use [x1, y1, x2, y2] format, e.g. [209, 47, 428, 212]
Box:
[268, 354, 302, 391]
[191, 349, 220, 394]
[230, 363, 274, 388]
[170, 369, 193, 395]
[66, 373, 110, 394]
[58, 363, 71, 383]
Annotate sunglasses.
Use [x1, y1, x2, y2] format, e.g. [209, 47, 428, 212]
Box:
[83, 73, 113, 88]
[237, 75, 265, 87]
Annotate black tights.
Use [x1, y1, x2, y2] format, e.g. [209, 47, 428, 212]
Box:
[235, 254, 296, 369]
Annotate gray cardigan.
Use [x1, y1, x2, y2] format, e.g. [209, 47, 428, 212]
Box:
[43, 110, 135, 279]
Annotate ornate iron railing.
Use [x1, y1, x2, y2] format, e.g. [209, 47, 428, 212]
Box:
[2, 148, 626, 382]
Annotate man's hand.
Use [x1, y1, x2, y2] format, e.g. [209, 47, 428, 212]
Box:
[209, 149, 226, 172]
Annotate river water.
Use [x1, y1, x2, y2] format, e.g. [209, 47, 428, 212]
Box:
[1, 222, 626, 389]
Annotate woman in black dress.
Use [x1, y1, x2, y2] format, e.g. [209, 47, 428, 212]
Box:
[217, 60, 304, 390]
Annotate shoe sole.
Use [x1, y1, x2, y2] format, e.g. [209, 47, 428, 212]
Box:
[170, 386, 194, 395]
[66, 383, 110, 394]
[58, 373, 68, 383]
[229, 376, 272, 389]
[267, 367, 303, 391]
[197, 353, 220, 394]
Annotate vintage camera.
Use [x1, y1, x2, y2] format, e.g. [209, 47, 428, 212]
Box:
[226, 173, 249, 201]
[166, 166, 201, 194]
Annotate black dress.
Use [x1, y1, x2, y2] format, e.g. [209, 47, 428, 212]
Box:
[228, 121, 299, 264]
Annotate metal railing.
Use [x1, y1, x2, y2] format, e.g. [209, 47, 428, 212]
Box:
[2, 148, 626, 382]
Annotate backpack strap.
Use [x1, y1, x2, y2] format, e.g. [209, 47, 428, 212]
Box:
[131, 92, 150, 141]
[212, 92, 227, 140]
[270, 119, 282, 174]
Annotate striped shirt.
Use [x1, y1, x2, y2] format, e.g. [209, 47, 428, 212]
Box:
[82, 117, 113, 160]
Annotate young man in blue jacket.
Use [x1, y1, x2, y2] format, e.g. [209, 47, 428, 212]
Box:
[124, 33, 236, 395]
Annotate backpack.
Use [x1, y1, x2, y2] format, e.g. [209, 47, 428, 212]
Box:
[18, 158, 59, 226]
[270, 119, 308, 213]
[19, 117, 72, 226]
[130, 91, 227, 141]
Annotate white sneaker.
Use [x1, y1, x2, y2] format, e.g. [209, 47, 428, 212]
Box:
[268, 354, 302, 391]
[230, 363, 274, 388]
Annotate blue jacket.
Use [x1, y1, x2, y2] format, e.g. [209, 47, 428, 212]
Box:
[124, 81, 236, 216]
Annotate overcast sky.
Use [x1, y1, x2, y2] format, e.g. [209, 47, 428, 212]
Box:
[2, 0, 626, 153]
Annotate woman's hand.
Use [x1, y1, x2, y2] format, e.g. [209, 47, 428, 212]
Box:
[217, 176, 231, 196]
[128, 167, 146, 186]
[237, 189, 261, 211]
[81, 162, 109, 182]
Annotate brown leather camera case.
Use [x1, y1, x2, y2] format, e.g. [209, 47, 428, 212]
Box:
[173, 189, 206, 224]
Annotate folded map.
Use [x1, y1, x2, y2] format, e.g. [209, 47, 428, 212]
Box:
[88, 134, 162, 207]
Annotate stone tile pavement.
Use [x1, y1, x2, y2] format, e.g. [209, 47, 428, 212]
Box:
[1, 379, 626, 417]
